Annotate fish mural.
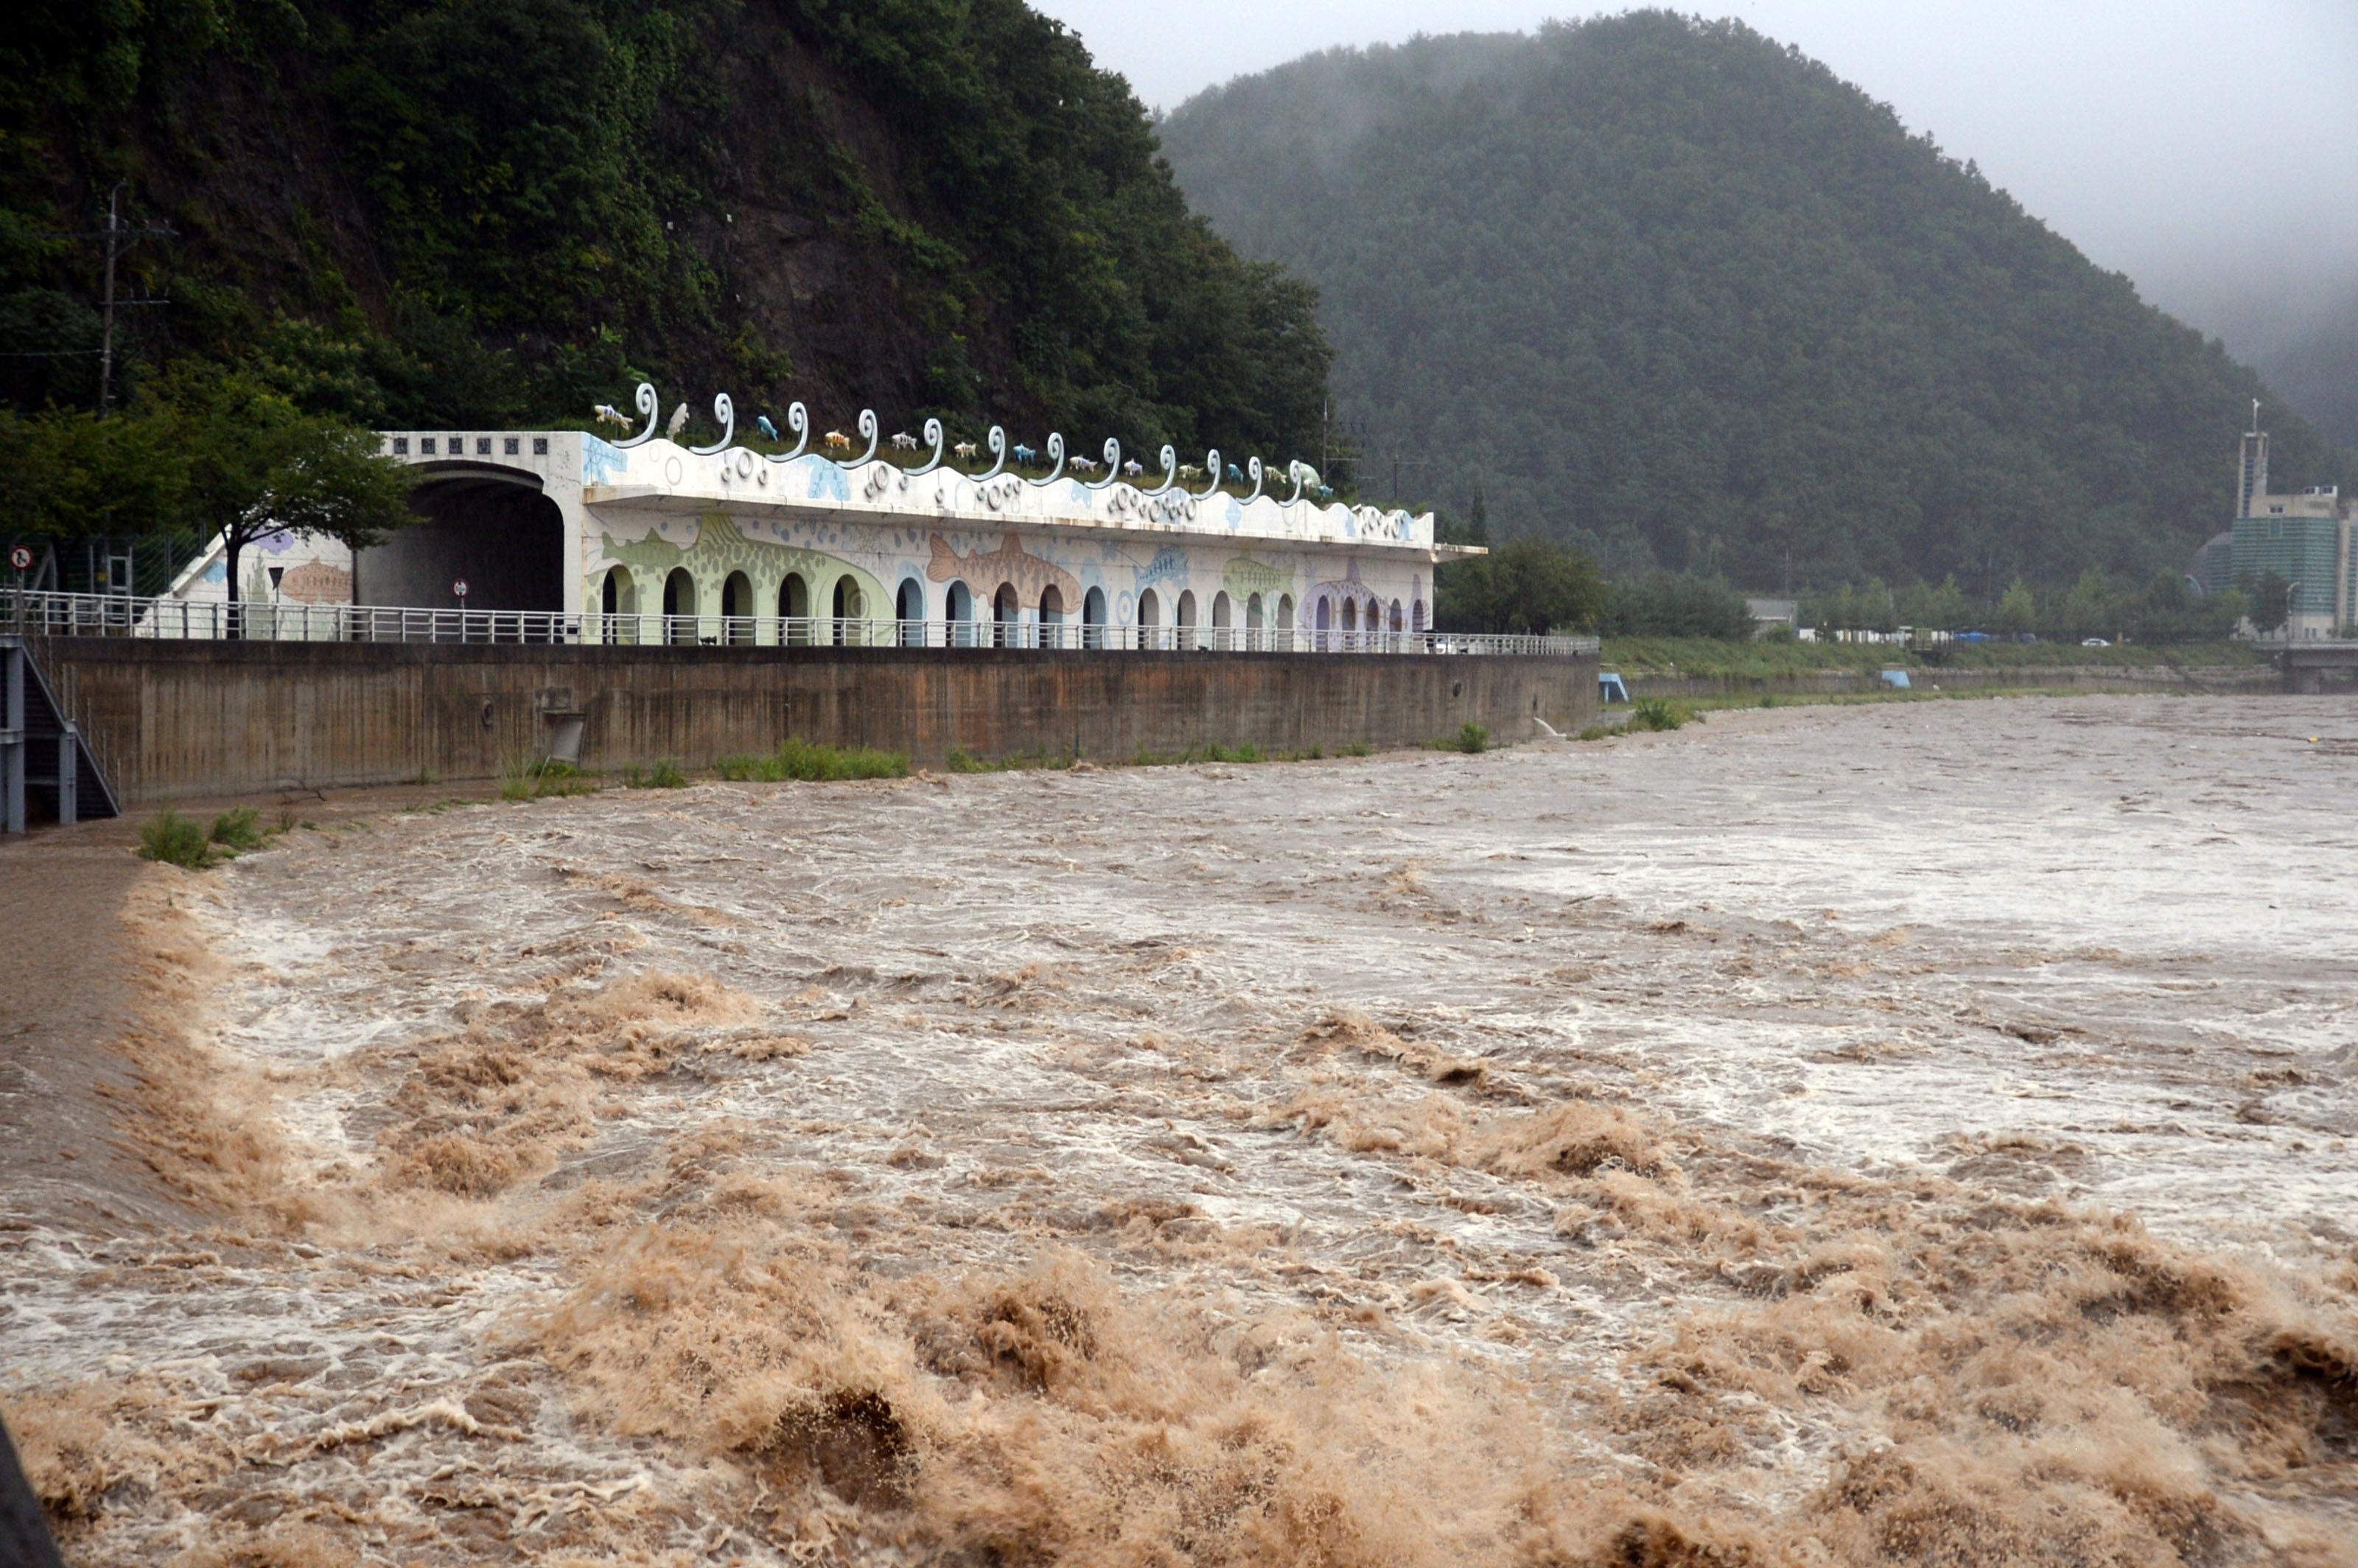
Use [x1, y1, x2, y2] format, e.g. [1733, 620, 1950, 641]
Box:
[927, 532, 1082, 608]
[1133, 545, 1189, 595]
[1222, 553, 1295, 603]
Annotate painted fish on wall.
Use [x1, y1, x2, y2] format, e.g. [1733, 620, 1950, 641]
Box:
[1133, 545, 1189, 595]
[927, 532, 1082, 608]
[1222, 553, 1294, 603]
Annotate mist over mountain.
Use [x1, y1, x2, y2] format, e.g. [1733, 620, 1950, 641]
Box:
[1158, 13, 2350, 591]
[2166, 276, 2358, 453]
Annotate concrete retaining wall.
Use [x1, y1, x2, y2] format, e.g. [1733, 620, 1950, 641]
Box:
[34, 639, 1596, 805]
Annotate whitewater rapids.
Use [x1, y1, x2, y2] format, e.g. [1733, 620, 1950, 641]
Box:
[5, 696, 2354, 1565]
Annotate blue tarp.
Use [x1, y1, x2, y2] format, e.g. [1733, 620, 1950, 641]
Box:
[1879, 670, 1911, 690]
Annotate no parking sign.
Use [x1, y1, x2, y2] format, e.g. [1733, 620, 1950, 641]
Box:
[8, 545, 30, 573]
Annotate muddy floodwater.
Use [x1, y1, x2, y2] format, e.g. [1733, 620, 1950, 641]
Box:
[5, 696, 2355, 1565]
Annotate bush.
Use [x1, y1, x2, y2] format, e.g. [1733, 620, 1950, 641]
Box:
[1200, 742, 1263, 763]
[629, 760, 688, 788]
[1628, 699, 1687, 732]
[1455, 721, 1489, 753]
[208, 806, 265, 851]
[1342, 741, 1371, 757]
[138, 809, 215, 869]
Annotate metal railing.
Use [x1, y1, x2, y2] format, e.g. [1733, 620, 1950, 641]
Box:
[4, 589, 1598, 658]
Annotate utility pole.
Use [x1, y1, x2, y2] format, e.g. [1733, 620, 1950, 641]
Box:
[41, 183, 173, 418]
[98, 185, 123, 416]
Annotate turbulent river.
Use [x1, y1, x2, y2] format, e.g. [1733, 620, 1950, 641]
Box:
[5, 696, 2355, 1566]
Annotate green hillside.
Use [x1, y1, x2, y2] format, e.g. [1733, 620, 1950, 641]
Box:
[1, 0, 1326, 499]
[1158, 13, 2349, 592]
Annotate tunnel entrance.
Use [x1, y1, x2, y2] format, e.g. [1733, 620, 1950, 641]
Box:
[356, 469, 564, 612]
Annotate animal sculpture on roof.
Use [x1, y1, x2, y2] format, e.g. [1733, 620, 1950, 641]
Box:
[1012, 444, 1037, 465]
[756, 415, 780, 442]
[824, 430, 853, 452]
[1226, 463, 1244, 483]
[1123, 459, 1144, 477]
[592, 403, 630, 430]
[891, 432, 919, 452]
[954, 441, 979, 461]
[667, 402, 690, 439]
[1070, 456, 1101, 474]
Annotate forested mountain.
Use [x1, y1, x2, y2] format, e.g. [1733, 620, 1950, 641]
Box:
[1, 0, 1326, 467]
[1158, 14, 2351, 592]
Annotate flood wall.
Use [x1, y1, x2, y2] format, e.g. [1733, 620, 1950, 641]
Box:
[34, 640, 1597, 805]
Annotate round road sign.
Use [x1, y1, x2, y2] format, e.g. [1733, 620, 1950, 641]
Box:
[8, 545, 31, 573]
[452, 578, 470, 600]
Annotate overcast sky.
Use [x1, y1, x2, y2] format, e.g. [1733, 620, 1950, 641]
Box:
[1035, 0, 2358, 351]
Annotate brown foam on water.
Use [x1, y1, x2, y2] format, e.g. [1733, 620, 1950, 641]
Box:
[10, 710, 2358, 1565]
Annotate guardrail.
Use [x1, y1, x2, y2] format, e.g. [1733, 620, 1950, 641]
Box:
[4, 589, 1598, 658]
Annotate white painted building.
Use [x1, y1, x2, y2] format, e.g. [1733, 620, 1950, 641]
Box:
[169, 393, 1465, 650]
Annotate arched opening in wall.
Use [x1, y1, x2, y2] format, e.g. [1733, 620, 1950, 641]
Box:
[722, 571, 755, 645]
[1082, 586, 1108, 649]
[357, 468, 562, 631]
[1340, 598, 1359, 645]
[1039, 584, 1066, 648]
[1138, 588, 1162, 650]
[897, 578, 924, 645]
[1210, 590, 1232, 650]
[993, 582, 1020, 648]
[781, 573, 811, 645]
[945, 579, 974, 647]
[1412, 598, 1427, 636]
[1245, 592, 1265, 650]
[1314, 595, 1331, 651]
[832, 576, 864, 646]
[1277, 593, 1295, 651]
[1175, 589, 1197, 651]
[1389, 598, 1404, 645]
[598, 567, 637, 643]
[663, 567, 697, 645]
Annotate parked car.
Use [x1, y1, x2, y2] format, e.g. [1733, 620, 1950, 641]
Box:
[2082, 637, 2110, 648]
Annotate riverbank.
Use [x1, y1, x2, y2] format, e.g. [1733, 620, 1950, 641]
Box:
[1600, 636, 2275, 699]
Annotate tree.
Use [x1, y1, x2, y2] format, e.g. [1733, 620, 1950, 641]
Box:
[158, 366, 416, 618]
[2247, 571, 2292, 635]
[0, 406, 188, 541]
[2058, 570, 2118, 640]
[1437, 537, 1605, 634]
[1993, 578, 2037, 636]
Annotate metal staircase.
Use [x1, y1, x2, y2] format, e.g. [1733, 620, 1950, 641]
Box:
[1, 636, 119, 833]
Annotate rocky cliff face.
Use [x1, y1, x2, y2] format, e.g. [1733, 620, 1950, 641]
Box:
[0, 0, 1327, 459]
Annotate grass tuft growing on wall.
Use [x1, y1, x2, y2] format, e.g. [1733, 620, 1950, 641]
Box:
[500, 757, 598, 801]
[715, 740, 910, 783]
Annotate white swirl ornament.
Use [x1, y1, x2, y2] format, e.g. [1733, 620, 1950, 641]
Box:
[688, 393, 735, 456]
[612, 382, 661, 449]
